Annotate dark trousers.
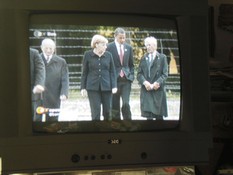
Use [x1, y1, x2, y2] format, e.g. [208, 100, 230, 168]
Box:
[112, 77, 132, 120]
[32, 93, 43, 122]
[87, 90, 112, 121]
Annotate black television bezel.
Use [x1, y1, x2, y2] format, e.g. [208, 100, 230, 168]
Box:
[0, 0, 212, 173]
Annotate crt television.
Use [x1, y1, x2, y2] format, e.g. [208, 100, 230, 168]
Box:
[0, 0, 212, 174]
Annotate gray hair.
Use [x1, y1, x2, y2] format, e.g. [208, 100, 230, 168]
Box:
[144, 36, 157, 48]
[41, 38, 56, 48]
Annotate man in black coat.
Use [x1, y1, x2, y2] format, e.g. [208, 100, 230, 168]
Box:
[137, 36, 168, 120]
[40, 38, 69, 121]
[106, 27, 134, 120]
[30, 48, 45, 121]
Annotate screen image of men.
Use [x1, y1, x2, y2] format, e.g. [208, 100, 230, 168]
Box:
[40, 38, 69, 121]
[137, 36, 168, 120]
[106, 27, 134, 120]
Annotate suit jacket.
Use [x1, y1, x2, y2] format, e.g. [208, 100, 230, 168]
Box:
[81, 50, 117, 91]
[41, 54, 69, 108]
[30, 48, 45, 101]
[137, 52, 168, 116]
[106, 42, 134, 82]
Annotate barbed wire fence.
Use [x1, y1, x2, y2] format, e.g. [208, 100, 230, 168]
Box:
[30, 27, 180, 93]
[29, 26, 181, 120]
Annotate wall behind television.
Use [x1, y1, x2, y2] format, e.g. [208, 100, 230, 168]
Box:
[209, 0, 233, 63]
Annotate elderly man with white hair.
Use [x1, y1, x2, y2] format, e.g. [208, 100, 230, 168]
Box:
[137, 36, 168, 120]
[40, 38, 69, 121]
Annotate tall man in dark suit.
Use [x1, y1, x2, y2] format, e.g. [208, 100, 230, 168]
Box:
[40, 38, 69, 121]
[30, 48, 45, 121]
[106, 28, 134, 120]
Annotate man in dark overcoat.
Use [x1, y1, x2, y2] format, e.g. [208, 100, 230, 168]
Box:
[30, 48, 45, 121]
[40, 38, 69, 121]
[137, 36, 168, 120]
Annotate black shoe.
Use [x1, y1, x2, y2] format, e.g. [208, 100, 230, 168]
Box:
[155, 115, 163, 120]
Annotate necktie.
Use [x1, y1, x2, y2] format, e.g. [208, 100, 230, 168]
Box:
[148, 54, 153, 77]
[119, 44, 124, 64]
[119, 44, 124, 77]
[150, 54, 153, 63]
[46, 56, 51, 63]
[47, 56, 50, 63]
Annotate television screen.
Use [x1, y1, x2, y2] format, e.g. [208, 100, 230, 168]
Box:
[29, 13, 181, 133]
[0, 1, 212, 172]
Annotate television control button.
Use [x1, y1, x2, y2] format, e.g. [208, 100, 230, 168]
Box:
[107, 154, 112, 159]
[91, 155, 96, 160]
[71, 154, 80, 163]
[141, 152, 147, 159]
[100, 154, 105, 159]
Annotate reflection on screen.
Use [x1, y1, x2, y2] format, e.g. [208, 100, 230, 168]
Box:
[29, 23, 181, 133]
